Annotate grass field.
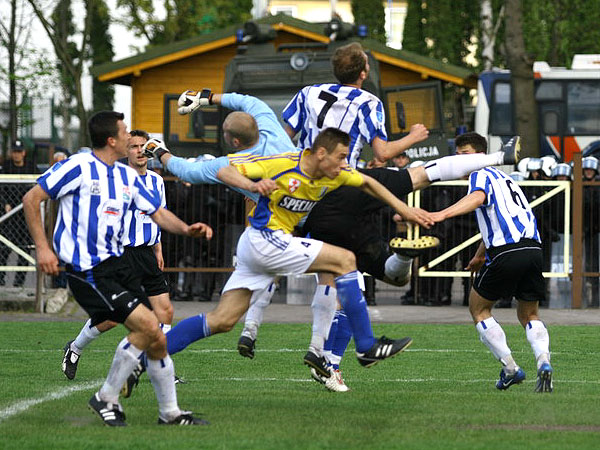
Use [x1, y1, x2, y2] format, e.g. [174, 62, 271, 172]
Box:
[0, 321, 599, 449]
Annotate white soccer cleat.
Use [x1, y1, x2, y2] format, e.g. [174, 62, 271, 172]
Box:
[324, 368, 350, 392]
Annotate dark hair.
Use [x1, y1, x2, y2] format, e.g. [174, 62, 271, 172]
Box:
[312, 128, 350, 153]
[130, 129, 149, 140]
[88, 111, 125, 149]
[331, 42, 367, 85]
[455, 132, 488, 153]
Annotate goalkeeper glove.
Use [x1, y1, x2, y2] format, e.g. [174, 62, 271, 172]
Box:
[177, 88, 213, 115]
[142, 138, 170, 160]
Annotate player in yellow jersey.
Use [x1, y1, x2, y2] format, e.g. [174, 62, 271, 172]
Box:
[153, 128, 435, 373]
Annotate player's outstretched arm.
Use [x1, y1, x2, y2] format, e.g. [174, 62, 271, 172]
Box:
[217, 165, 278, 196]
[359, 174, 435, 229]
[23, 185, 59, 275]
[430, 191, 486, 223]
[371, 124, 429, 162]
[150, 207, 213, 240]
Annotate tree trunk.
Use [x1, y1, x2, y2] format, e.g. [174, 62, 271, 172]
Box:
[480, 0, 494, 71]
[504, 0, 540, 158]
[8, 0, 18, 145]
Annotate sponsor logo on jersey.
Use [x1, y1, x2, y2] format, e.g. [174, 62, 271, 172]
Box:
[278, 196, 317, 213]
[123, 186, 131, 201]
[90, 181, 101, 195]
[288, 178, 301, 193]
[104, 206, 120, 216]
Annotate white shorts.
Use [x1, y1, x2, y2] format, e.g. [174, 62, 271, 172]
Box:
[223, 227, 323, 293]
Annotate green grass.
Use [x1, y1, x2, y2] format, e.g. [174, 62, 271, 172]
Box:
[0, 321, 599, 449]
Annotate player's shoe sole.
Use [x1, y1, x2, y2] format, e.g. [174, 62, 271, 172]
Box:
[501, 136, 521, 165]
[158, 412, 209, 425]
[496, 367, 526, 390]
[62, 340, 80, 380]
[389, 236, 440, 258]
[534, 363, 553, 393]
[237, 336, 256, 359]
[356, 336, 413, 368]
[303, 351, 331, 378]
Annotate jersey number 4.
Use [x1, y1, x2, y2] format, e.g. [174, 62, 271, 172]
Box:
[317, 91, 337, 128]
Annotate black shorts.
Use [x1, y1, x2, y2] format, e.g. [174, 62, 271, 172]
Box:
[66, 257, 151, 326]
[473, 239, 546, 302]
[303, 168, 413, 280]
[122, 245, 169, 297]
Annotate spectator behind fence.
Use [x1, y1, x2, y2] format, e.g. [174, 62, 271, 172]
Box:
[0, 140, 36, 287]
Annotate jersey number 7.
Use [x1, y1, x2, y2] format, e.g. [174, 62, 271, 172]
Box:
[317, 91, 337, 128]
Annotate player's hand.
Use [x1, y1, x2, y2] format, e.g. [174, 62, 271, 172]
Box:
[154, 252, 164, 271]
[466, 254, 485, 273]
[142, 138, 170, 160]
[177, 89, 213, 115]
[187, 222, 213, 240]
[429, 211, 447, 223]
[37, 247, 60, 276]
[408, 123, 429, 143]
[399, 207, 436, 229]
[251, 179, 278, 196]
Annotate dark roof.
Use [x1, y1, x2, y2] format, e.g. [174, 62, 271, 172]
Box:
[91, 14, 475, 86]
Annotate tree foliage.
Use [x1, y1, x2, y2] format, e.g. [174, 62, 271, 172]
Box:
[88, 0, 114, 112]
[116, 0, 253, 47]
[350, 0, 386, 44]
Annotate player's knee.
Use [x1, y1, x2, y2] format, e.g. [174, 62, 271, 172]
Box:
[206, 311, 236, 334]
[155, 302, 174, 324]
[338, 249, 356, 274]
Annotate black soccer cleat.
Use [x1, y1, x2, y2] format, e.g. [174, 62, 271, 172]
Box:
[501, 136, 521, 165]
[121, 361, 145, 399]
[389, 236, 440, 258]
[237, 335, 256, 359]
[303, 350, 331, 378]
[62, 340, 80, 380]
[158, 412, 209, 425]
[88, 392, 127, 427]
[356, 336, 413, 368]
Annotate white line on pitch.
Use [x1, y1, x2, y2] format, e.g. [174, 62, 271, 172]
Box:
[0, 380, 102, 423]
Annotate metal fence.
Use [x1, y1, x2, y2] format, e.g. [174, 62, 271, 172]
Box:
[2, 166, 599, 310]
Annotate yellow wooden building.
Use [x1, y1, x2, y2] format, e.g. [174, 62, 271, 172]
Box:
[91, 14, 476, 150]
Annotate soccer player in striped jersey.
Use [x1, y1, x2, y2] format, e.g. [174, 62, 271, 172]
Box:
[23, 111, 213, 426]
[282, 41, 428, 167]
[430, 137, 553, 393]
[61, 130, 176, 394]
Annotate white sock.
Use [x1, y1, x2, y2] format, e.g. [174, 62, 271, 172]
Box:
[476, 317, 518, 372]
[242, 283, 275, 340]
[99, 337, 144, 405]
[525, 320, 551, 369]
[72, 319, 101, 353]
[309, 285, 337, 355]
[147, 355, 181, 421]
[424, 152, 504, 182]
[384, 254, 412, 285]
[160, 323, 172, 334]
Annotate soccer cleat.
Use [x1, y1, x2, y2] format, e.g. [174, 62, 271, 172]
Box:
[501, 136, 521, 165]
[88, 392, 127, 427]
[389, 236, 440, 258]
[158, 412, 209, 425]
[325, 369, 350, 392]
[496, 367, 526, 390]
[356, 336, 413, 368]
[121, 361, 145, 398]
[62, 340, 80, 380]
[534, 362, 553, 393]
[303, 350, 331, 378]
[174, 375, 185, 385]
[310, 368, 327, 385]
[237, 335, 256, 359]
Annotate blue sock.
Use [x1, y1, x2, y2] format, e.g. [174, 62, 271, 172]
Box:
[331, 311, 352, 369]
[335, 271, 375, 353]
[166, 314, 211, 355]
[324, 313, 338, 354]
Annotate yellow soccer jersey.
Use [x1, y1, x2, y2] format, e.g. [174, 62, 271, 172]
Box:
[229, 149, 363, 234]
